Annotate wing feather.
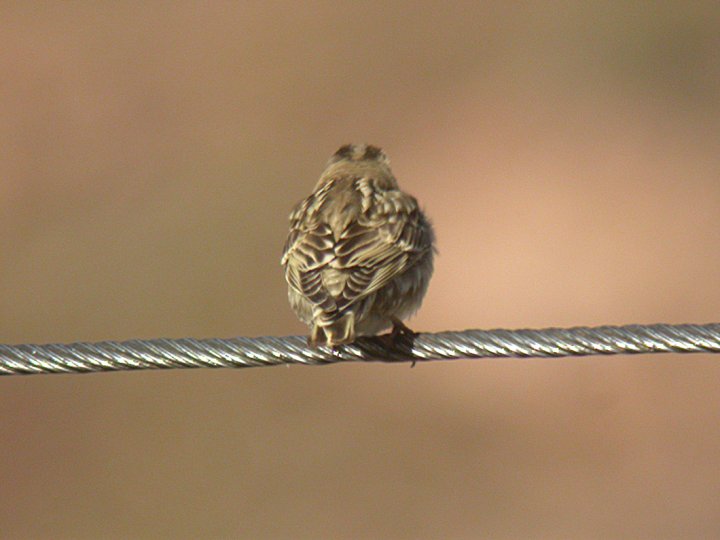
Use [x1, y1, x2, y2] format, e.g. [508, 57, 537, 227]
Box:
[332, 192, 432, 311]
[281, 177, 433, 319]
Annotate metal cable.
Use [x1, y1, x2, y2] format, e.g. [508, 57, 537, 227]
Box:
[1, 322, 719, 376]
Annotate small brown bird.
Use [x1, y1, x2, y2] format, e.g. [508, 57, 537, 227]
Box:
[281, 144, 435, 347]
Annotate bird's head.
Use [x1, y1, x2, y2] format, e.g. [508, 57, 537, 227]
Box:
[326, 144, 390, 166]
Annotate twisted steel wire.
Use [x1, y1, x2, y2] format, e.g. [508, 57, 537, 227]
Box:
[1, 322, 719, 376]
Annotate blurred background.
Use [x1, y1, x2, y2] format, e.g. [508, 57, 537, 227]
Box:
[2, 2, 720, 538]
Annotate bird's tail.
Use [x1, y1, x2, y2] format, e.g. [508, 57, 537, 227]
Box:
[309, 311, 355, 347]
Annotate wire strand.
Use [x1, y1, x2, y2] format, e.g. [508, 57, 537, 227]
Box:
[1, 322, 719, 376]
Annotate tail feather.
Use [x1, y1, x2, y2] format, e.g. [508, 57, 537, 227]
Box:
[309, 311, 355, 347]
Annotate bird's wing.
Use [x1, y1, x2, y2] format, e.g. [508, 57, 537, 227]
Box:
[332, 190, 433, 312]
[282, 198, 338, 314]
[282, 187, 433, 315]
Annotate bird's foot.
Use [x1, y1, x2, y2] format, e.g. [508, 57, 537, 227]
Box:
[390, 317, 416, 341]
[384, 318, 418, 367]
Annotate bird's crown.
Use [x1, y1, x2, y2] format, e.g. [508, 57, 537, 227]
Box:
[328, 144, 389, 165]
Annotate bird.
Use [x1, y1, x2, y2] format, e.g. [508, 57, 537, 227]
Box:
[281, 144, 435, 347]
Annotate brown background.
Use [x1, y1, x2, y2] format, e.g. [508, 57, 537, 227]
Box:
[2, 3, 720, 539]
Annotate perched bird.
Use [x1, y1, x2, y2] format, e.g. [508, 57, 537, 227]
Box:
[281, 144, 435, 347]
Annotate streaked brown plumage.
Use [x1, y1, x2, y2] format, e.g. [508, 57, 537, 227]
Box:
[281, 144, 435, 347]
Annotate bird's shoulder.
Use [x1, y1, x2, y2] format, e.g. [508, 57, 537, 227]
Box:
[283, 175, 429, 261]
